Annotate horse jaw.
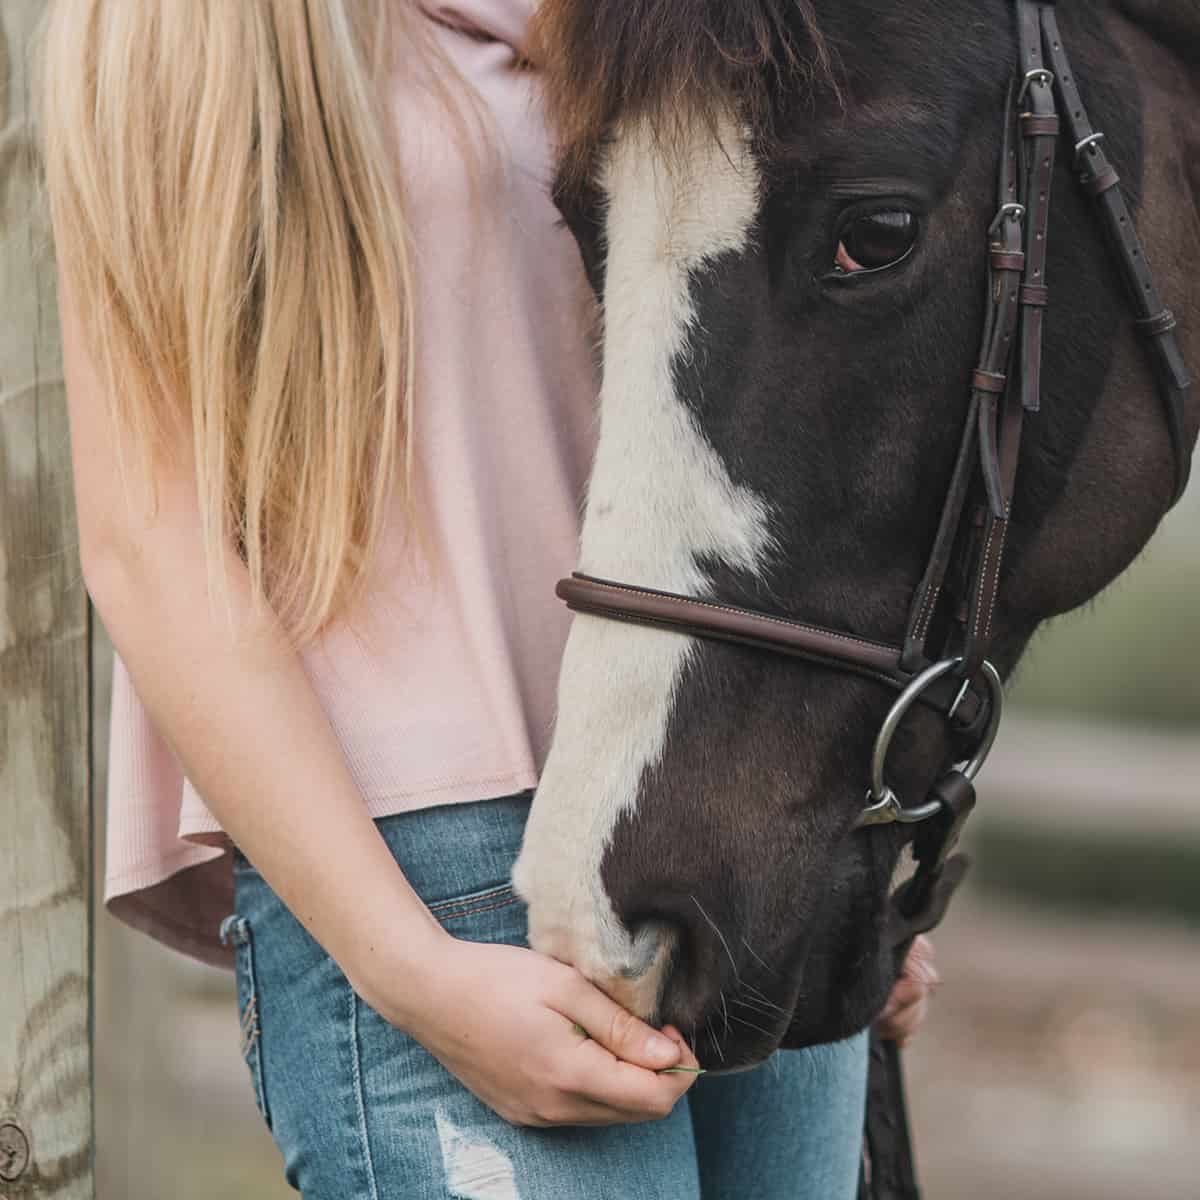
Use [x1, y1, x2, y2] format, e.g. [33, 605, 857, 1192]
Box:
[511, 115, 771, 1015]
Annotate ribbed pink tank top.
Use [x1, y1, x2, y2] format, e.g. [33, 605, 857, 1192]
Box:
[103, 0, 599, 966]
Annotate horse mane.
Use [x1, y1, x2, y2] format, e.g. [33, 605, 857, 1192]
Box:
[530, 0, 835, 190]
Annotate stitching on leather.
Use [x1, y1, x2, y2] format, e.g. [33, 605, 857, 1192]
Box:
[574, 579, 900, 658]
[982, 523, 1009, 644]
[427, 884, 513, 915]
[972, 522, 1007, 646]
[971, 524, 1000, 644]
[912, 582, 942, 644]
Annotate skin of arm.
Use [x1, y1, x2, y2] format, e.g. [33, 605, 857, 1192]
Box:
[60, 273, 699, 1126]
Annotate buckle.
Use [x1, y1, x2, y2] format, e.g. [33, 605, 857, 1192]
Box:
[987, 203, 1026, 235]
[1017, 68, 1054, 106]
[1073, 131, 1105, 167]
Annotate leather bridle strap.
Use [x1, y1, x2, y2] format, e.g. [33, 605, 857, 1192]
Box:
[1040, 5, 1193, 505]
[556, 573, 989, 728]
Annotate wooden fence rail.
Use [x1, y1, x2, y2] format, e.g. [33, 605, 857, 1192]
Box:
[1, 1, 95, 1196]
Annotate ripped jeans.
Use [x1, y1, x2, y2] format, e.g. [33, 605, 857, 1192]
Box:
[220, 793, 868, 1200]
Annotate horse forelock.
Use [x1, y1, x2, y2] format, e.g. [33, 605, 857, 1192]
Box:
[531, 0, 836, 192]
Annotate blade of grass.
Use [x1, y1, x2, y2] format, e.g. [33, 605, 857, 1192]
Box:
[571, 1023, 706, 1074]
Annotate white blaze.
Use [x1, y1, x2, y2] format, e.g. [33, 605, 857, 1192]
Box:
[511, 116, 771, 1014]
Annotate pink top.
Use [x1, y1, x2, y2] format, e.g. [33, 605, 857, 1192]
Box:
[103, 0, 598, 967]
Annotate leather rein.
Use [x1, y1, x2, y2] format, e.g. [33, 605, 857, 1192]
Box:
[555, 3, 1192, 1198]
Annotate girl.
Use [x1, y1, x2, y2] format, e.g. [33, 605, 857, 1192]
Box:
[41, 1, 936, 1196]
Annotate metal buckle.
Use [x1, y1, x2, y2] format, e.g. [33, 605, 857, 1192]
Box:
[1017, 68, 1054, 106]
[854, 658, 1005, 830]
[987, 203, 1026, 235]
[1073, 131, 1105, 166]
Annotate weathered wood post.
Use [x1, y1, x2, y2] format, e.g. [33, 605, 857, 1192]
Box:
[0, 1, 95, 1196]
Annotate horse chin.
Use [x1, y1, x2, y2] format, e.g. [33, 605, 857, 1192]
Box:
[778, 840, 899, 1052]
[779, 960, 894, 1052]
[623, 828, 894, 1069]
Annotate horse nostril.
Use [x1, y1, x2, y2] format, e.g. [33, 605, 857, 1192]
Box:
[619, 918, 678, 979]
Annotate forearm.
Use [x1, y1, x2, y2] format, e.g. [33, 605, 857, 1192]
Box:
[87, 532, 445, 1017]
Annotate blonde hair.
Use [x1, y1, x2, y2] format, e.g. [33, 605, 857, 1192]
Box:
[40, 0, 442, 645]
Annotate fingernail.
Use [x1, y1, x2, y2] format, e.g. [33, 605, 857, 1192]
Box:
[646, 1034, 676, 1063]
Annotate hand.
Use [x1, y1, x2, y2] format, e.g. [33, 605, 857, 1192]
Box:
[367, 934, 702, 1127]
[875, 935, 940, 1049]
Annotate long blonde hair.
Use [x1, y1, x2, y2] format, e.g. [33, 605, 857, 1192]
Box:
[40, 0, 435, 645]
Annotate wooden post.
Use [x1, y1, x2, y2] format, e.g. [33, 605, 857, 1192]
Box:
[0, 1, 95, 1196]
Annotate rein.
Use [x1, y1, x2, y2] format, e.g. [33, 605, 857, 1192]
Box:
[556, 2, 1192, 1198]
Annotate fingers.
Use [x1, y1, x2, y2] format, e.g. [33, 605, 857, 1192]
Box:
[562, 1025, 698, 1119]
[876, 988, 929, 1046]
[546, 973, 703, 1121]
[904, 935, 940, 987]
[555, 975, 682, 1071]
[876, 936, 941, 1046]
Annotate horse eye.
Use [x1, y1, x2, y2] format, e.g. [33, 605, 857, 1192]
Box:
[833, 210, 918, 275]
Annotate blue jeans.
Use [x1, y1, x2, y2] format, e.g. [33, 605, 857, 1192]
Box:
[221, 794, 868, 1200]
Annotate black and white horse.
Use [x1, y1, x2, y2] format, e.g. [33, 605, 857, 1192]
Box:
[512, 0, 1199, 1070]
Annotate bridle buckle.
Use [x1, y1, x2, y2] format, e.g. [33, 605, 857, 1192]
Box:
[1017, 67, 1054, 106]
[1073, 131, 1106, 167]
[987, 202, 1026, 236]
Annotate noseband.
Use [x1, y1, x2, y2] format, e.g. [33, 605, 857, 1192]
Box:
[558, 0, 1191, 855]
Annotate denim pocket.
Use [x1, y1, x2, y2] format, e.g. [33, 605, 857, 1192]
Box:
[427, 882, 517, 923]
[219, 913, 272, 1129]
[425, 882, 527, 949]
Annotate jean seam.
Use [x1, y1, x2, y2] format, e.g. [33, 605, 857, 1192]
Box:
[440, 896, 520, 924]
[349, 985, 381, 1200]
[427, 883, 514, 916]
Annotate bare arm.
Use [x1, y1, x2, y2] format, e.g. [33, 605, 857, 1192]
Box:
[61, 275, 697, 1124]
[61, 279, 445, 1012]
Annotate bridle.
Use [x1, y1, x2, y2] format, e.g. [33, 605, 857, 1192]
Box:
[553, 3, 1192, 1196]
[557, 0, 1191, 884]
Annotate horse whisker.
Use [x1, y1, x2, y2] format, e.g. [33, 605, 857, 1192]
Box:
[704, 1015, 726, 1064]
[690, 895, 741, 984]
[726, 1012, 776, 1040]
[737, 984, 789, 1015]
[732, 993, 788, 1019]
[739, 936, 778, 978]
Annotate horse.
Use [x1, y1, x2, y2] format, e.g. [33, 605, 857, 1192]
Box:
[511, 0, 1199, 1089]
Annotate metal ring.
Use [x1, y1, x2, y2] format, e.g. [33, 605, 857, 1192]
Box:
[1074, 131, 1105, 164]
[1017, 68, 1054, 106]
[860, 658, 1005, 826]
[856, 788, 941, 830]
[987, 203, 1026, 235]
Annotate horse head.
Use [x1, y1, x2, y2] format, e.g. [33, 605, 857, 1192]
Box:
[512, 0, 1199, 1069]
